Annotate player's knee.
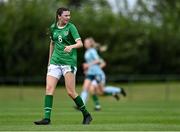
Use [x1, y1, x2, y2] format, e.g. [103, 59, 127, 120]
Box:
[46, 85, 54, 94]
[89, 88, 95, 94]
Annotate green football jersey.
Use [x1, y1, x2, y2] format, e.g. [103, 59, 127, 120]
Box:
[49, 22, 81, 67]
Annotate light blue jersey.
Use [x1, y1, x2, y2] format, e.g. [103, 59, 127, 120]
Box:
[84, 48, 104, 76]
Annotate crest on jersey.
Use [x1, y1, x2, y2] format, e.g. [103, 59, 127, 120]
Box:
[64, 30, 69, 36]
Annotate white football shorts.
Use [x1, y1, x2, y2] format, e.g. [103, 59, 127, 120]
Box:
[47, 64, 77, 79]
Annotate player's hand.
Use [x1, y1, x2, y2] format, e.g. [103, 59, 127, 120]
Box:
[64, 46, 72, 53]
[83, 63, 89, 69]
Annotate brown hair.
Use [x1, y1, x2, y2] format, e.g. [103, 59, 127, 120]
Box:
[55, 7, 70, 23]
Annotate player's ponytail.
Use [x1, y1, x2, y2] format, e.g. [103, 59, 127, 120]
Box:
[86, 37, 108, 52]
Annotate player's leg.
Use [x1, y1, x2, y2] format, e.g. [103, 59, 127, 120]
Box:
[80, 78, 92, 104]
[95, 73, 108, 96]
[105, 86, 126, 97]
[80, 63, 91, 104]
[96, 73, 121, 101]
[103, 86, 127, 101]
[89, 81, 101, 111]
[34, 64, 60, 125]
[63, 66, 92, 124]
[103, 85, 120, 100]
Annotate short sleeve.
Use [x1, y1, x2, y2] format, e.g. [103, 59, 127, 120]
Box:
[70, 24, 81, 41]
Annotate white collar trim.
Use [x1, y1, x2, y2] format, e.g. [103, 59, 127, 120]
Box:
[57, 23, 68, 29]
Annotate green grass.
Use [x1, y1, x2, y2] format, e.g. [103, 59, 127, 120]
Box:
[0, 82, 180, 131]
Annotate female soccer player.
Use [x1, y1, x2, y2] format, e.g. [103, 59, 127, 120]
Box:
[80, 38, 126, 111]
[34, 7, 92, 125]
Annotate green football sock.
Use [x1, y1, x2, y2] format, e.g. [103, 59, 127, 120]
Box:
[104, 92, 113, 96]
[74, 96, 89, 116]
[44, 95, 53, 119]
[92, 94, 100, 106]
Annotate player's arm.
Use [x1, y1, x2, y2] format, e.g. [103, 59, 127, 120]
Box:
[64, 24, 83, 52]
[64, 39, 83, 52]
[83, 59, 101, 70]
[84, 58, 106, 70]
[89, 59, 101, 66]
[48, 40, 54, 65]
[99, 59, 106, 69]
[82, 62, 88, 74]
[73, 39, 83, 48]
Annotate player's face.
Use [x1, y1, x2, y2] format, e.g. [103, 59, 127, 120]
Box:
[84, 39, 92, 49]
[58, 11, 71, 25]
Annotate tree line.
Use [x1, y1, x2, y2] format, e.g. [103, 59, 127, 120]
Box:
[1, 0, 180, 78]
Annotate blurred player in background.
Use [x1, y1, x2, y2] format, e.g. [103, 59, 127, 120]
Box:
[34, 7, 92, 125]
[80, 37, 126, 111]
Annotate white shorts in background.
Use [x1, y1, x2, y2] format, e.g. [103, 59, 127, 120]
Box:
[47, 64, 77, 79]
[92, 80, 98, 86]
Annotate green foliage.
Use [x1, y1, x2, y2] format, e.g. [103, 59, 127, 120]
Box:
[0, 0, 55, 76]
[1, 0, 180, 77]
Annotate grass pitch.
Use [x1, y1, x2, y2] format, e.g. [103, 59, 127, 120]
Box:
[0, 82, 180, 131]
